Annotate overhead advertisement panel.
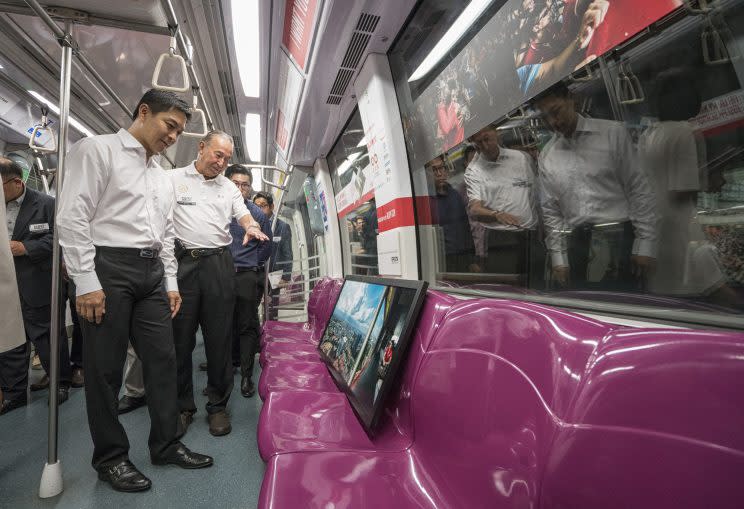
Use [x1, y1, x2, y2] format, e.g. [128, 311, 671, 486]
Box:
[406, 0, 682, 161]
[274, 49, 305, 157]
[282, 0, 320, 73]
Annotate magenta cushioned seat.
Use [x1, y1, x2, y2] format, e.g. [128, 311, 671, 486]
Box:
[260, 278, 343, 348]
[257, 360, 337, 401]
[257, 299, 616, 508]
[257, 291, 458, 461]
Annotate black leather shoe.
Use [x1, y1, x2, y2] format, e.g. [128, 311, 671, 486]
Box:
[97, 460, 151, 492]
[152, 442, 213, 469]
[30, 374, 49, 391]
[0, 398, 27, 415]
[118, 395, 146, 415]
[240, 377, 255, 398]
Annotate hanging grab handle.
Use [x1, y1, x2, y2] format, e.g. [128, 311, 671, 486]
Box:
[616, 61, 645, 105]
[181, 89, 208, 138]
[152, 35, 190, 93]
[29, 106, 57, 154]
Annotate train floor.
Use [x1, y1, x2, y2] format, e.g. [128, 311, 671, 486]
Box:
[0, 334, 266, 508]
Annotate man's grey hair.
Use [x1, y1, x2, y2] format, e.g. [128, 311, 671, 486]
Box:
[201, 129, 233, 147]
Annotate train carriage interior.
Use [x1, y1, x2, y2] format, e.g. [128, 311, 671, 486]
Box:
[1, 0, 744, 508]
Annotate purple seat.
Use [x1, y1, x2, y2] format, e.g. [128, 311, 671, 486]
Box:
[259, 298, 744, 508]
[541, 328, 744, 509]
[260, 279, 342, 348]
[257, 291, 458, 461]
[258, 299, 616, 508]
[257, 360, 337, 401]
[260, 277, 334, 347]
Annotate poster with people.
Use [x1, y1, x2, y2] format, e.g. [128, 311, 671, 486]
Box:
[406, 0, 682, 162]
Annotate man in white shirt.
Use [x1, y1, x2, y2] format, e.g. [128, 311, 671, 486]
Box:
[57, 89, 214, 493]
[535, 83, 657, 290]
[465, 124, 546, 287]
[170, 131, 268, 438]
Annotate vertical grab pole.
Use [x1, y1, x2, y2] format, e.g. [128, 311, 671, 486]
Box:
[39, 18, 73, 500]
[262, 166, 293, 322]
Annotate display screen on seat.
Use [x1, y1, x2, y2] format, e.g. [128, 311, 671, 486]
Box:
[318, 275, 428, 433]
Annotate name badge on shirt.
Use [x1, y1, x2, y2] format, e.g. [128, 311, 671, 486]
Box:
[29, 223, 50, 233]
[177, 195, 196, 205]
[273, 236, 282, 243]
[512, 179, 531, 188]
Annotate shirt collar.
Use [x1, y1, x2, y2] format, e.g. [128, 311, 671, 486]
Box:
[117, 129, 161, 167]
[10, 185, 26, 206]
[188, 162, 226, 186]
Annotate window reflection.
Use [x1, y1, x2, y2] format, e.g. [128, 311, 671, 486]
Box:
[392, 0, 744, 318]
[327, 109, 379, 276]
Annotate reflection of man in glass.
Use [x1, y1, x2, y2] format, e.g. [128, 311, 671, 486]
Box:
[465, 124, 545, 287]
[535, 83, 657, 290]
[639, 71, 704, 295]
[426, 155, 475, 272]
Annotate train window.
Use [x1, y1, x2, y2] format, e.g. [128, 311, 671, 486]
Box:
[390, 1, 744, 324]
[327, 109, 379, 276]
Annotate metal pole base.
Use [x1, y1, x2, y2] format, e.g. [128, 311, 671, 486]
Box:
[38, 461, 63, 498]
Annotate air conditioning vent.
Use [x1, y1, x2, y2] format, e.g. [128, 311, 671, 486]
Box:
[356, 12, 380, 33]
[325, 12, 380, 105]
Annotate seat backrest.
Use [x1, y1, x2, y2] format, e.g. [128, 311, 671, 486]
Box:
[305, 277, 332, 331]
[407, 299, 614, 508]
[371, 290, 458, 445]
[540, 328, 744, 509]
[310, 278, 343, 342]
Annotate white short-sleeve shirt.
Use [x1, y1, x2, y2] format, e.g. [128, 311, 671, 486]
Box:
[464, 148, 538, 230]
[170, 162, 249, 248]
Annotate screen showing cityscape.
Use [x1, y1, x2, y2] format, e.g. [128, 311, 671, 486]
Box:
[318, 276, 428, 432]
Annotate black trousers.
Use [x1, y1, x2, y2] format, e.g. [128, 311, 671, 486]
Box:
[79, 247, 179, 469]
[231, 268, 264, 379]
[65, 281, 83, 368]
[568, 221, 637, 291]
[0, 342, 28, 403]
[22, 302, 72, 385]
[484, 229, 546, 289]
[173, 249, 235, 415]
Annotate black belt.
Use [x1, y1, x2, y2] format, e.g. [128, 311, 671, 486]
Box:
[235, 266, 260, 273]
[186, 246, 226, 258]
[97, 246, 159, 259]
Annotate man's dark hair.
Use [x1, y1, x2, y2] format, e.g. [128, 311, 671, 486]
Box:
[533, 81, 572, 104]
[225, 164, 252, 182]
[0, 157, 23, 180]
[131, 89, 192, 121]
[253, 191, 273, 207]
[464, 144, 478, 159]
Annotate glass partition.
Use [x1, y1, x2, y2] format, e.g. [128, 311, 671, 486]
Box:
[390, 0, 744, 326]
[327, 109, 380, 276]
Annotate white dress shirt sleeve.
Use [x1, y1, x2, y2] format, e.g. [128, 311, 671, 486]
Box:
[614, 125, 658, 258]
[159, 182, 179, 292]
[231, 185, 250, 221]
[57, 138, 109, 296]
[538, 147, 569, 267]
[463, 163, 482, 203]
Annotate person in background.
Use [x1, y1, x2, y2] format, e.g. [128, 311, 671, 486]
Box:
[57, 89, 214, 492]
[170, 131, 268, 438]
[535, 82, 657, 290]
[465, 125, 545, 287]
[2, 157, 72, 407]
[426, 155, 475, 273]
[254, 192, 292, 320]
[225, 164, 272, 398]
[0, 170, 27, 415]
